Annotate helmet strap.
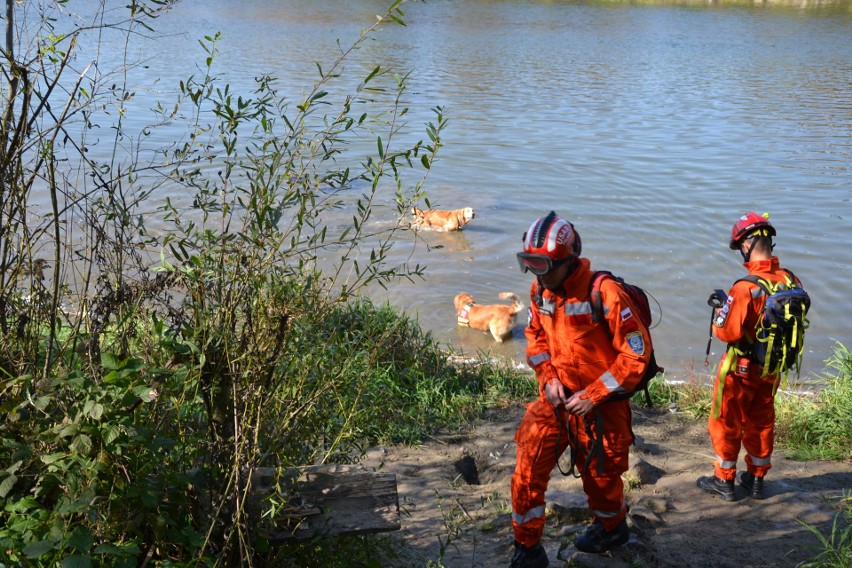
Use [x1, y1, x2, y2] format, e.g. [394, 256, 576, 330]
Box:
[739, 239, 753, 263]
[741, 235, 775, 262]
[566, 255, 579, 275]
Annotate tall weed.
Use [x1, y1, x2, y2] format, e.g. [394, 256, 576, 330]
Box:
[776, 342, 852, 461]
[0, 0, 468, 565]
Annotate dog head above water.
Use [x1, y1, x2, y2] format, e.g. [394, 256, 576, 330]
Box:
[412, 206, 475, 232]
[456, 207, 475, 224]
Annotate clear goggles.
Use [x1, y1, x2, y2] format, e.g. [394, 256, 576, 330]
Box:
[516, 253, 570, 276]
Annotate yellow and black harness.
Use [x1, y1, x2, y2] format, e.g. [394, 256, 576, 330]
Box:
[710, 269, 810, 418]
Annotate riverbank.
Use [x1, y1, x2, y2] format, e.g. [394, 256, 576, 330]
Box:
[362, 401, 852, 567]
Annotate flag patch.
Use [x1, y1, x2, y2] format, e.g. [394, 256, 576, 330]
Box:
[620, 307, 634, 321]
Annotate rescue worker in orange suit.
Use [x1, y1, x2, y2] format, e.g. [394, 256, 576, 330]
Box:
[698, 212, 801, 501]
[510, 212, 652, 567]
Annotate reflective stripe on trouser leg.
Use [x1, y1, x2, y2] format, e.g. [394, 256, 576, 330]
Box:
[714, 454, 737, 470]
[511, 399, 567, 547]
[576, 401, 631, 532]
[746, 453, 771, 468]
[742, 376, 776, 478]
[708, 371, 743, 481]
[585, 473, 628, 531]
[512, 505, 545, 527]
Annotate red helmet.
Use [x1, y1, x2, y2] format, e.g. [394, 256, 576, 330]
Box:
[517, 211, 581, 275]
[729, 211, 776, 249]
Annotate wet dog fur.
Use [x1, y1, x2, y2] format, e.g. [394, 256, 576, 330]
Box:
[412, 206, 475, 232]
[454, 292, 523, 343]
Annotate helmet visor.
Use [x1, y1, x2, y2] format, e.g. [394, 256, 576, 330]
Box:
[517, 253, 557, 275]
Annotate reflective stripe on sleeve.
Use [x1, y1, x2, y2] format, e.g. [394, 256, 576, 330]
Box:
[512, 505, 546, 526]
[529, 352, 551, 366]
[599, 370, 626, 396]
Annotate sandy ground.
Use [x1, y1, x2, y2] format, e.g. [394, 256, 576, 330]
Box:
[361, 402, 851, 568]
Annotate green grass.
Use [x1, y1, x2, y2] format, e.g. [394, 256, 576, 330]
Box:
[305, 297, 536, 446]
[796, 490, 852, 568]
[646, 375, 713, 418]
[645, 343, 851, 462]
[776, 342, 852, 461]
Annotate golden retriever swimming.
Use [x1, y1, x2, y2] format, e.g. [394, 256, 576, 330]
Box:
[412, 206, 475, 232]
[454, 292, 523, 343]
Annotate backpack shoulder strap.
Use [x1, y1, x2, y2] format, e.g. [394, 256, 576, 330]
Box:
[735, 274, 773, 298]
[735, 274, 761, 287]
[589, 270, 614, 325]
[782, 268, 801, 288]
[738, 269, 802, 294]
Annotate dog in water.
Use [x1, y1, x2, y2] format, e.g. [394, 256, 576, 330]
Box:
[454, 292, 523, 343]
[412, 206, 475, 232]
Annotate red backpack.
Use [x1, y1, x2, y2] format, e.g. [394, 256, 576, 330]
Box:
[588, 271, 663, 405]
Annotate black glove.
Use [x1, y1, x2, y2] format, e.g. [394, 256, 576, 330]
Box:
[707, 289, 727, 309]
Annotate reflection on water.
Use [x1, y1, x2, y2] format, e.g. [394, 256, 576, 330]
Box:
[43, 0, 852, 381]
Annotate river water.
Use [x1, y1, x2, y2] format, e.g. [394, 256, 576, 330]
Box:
[46, 0, 851, 382]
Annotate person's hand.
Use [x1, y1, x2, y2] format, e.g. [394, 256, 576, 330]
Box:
[544, 378, 569, 409]
[564, 390, 594, 417]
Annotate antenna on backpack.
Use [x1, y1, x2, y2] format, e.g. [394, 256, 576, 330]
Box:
[644, 289, 663, 330]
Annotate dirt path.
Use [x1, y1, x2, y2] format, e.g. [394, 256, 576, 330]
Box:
[362, 403, 851, 567]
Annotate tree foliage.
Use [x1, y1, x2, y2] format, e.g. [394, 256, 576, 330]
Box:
[0, 1, 494, 565]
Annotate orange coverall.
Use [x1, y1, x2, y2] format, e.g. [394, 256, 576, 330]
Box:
[511, 258, 653, 547]
[708, 257, 800, 481]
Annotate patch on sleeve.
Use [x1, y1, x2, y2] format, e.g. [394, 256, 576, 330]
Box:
[620, 307, 634, 321]
[527, 307, 533, 327]
[626, 331, 645, 355]
[713, 296, 733, 328]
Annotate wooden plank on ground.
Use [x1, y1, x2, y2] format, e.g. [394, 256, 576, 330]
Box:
[249, 464, 400, 541]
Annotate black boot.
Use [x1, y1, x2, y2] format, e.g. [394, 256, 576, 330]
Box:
[510, 540, 549, 568]
[697, 475, 737, 501]
[574, 517, 630, 554]
[739, 471, 766, 500]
